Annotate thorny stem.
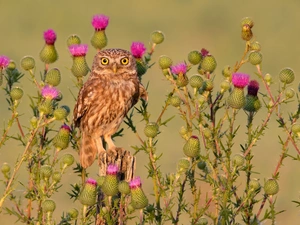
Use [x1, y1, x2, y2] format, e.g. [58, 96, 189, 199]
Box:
[273, 138, 290, 177]
[233, 41, 250, 72]
[256, 195, 268, 219]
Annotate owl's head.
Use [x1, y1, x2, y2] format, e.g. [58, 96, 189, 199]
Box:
[91, 48, 137, 78]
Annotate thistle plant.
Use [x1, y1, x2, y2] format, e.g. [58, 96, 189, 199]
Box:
[0, 15, 300, 225]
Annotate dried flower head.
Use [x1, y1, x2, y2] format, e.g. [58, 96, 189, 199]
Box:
[0, 55, 10, 69]
[41, 85, 59, 99]
[201, 48, 210, 57]
[171, 62, 187, 75]
[44, 29, 57, 45]
[92, 14, 109, 30]
[106, 164, 119, 175]
[86, 178, 97, 186]
[69, 44, 88, 57]
[247, 80, 259, 96]
[129, 176, 142, 189]
[232, 73, 250, 88]
[131, 42, 146, 58]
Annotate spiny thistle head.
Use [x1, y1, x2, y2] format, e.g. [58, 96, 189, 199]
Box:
[10, 87, 24, 101]
[102, 164, 119, 196]
[171, 62, 187, 75]
[189, 75, 203, 89]
[41, 165, 53, 180]
[129, 177, 148, 209]
[249, 179, 261, 192]
[188, 50, 202, 65]
[68, 208, 79, 220]
[285, 88, 295, 99]
[43, 29, 57, 45]
[41, 85, 59, 100]
[228, 88, 245, 109]
[183, 135, 200, 158]
[97, 176, 106, 186]
[118, 181, 130, 195]
[42, 199, 56, 213]
[222, 65, 232, 79]
[264, 178, 279, 196]
[200, 55, 217, 73]
[247, 80, 259, 96]
[220, 80, 231, 93]
[232, 73, 250, 88]
[169, 95, 181, 107]
[52, 171, 61, 182]
[53, 124, 71, 151]
[61, 153, 75, 167]
[291, 124, 300, 137]
[67, 34, 81, 47]
[250, 41, 261, 51]
[279, 67, 295, 84]
[241, 17, 254, 28]
[177, 158, 190, 173]
[232, 154, 245, 167]
[0, 55, 10, 69]
[69, 44, 88, 57]
[241, 24, 253, 41]
[1, 163, 10, 174]
[197, 217, 208, 225]
[45, 68, 61, 86]
[151, 30, 165, 44]
[8, 60, 16, 70]
[131, 42, 146, 58]
[92, 14, 109, 30]
[144, 122, 159, 138]
[20, 56, 35, 71]
[129, 176, 142, 189]
[244, 95, 261, 112]
[197, 161, 206, 170]
[106, 164, 119, 175]
[249, 51, 262, 65]
[79, 178, 97, 206]
[158, 55, 172, 69]
[54, 105, 70, 120]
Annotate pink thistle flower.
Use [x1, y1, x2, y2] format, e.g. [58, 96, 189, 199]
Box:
[43, 29, 57, 45]
[129, 176, 142, 189]
[201, 48, 210, 57]
[171, 62, 187, 75]
[92, 14, 109, 31]
[86, 178, 97, 186]
[247, 80, 259, 96]
[232, 73, 250, 88]
[0, 55, 10, 69]
[41, 85, 59, 100]
[130, 42, 146, 58]
[60, 124, 71, 132]
[106, 164, 119, 175]
[69, 44, 88, 57]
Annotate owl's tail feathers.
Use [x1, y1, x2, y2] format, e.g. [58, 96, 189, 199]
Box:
[80, 132, 97, 168]
[139, 83, 148, 101]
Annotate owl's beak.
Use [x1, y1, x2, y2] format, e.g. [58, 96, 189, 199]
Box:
[112, 63, 117, 74]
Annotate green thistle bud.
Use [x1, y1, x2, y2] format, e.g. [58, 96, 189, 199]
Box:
[136, 58, 147, 78]
[101, 164, 119, 196]
[264, 178, 279, 195]
[249, 179, 261, 191]
[21, 56, 35, 71]
[188, 51, 202, 65]
[241, 24, 253, 41]
[177, 158, 190, 172]
[151, 30, 164, 44]
[169, 96, 181, 107]
[291, 124, 300, 137]
[144, 122, 159, 138]
[97, 176, 106, 186]
[158, 55, 172, 69]
[8, 61, 16, 70]
[222, 65, 232, 79]
[38, 99, 53, 115]
[232, 154, 245, 167]
[1, 163, 10, 174]
[285, 88, 295, 99]
[179, 126, 188, 136]
[91, 30, 107, 50]
[203, 79, 214, 91]
[203, 128, 212, 138]
[41, 165, 53, 180]
[118, 181, 130, 195]
[129, 177, 148, 209]
[189, 75, 203, 89]
[241, 17, 254, 28]
[40, 44, 58, 64]
[71, 56, 90, 77]
[220, 80, 231, 93]
[42, 199, 56, 213]
[228, 88, 245, 109]
[279, 68, 295, 84]
[52, 171, 62, 183]
[176, 74, 189, 87]
[198, 95, 207, 106]
[244, 95, 261, 112]
[200, 55, 217, 73]
[127, 203, 135, 214]
[68, 208, 79, 220]
[183, 135, 200, 158]
[79, 178, 97, 206]
[10, 87, 23, 101]
[250, 41, 261, 51]
[53, 106, 70, 120]
[67, 35, 81, 47]
[53, 125, 71, 151]
[61, 153, 75, 167]
[45, 68, 61, 86]
[249, 51, 262, 65]
[197, 217, 208, 225]
[197, 161, 206, 170]
[264, 73, 272, 85]
[30, 116, 38, 129]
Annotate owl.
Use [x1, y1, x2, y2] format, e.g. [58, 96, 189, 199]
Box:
[73, 48, 148, 168]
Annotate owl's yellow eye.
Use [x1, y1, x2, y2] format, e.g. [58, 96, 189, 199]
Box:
[120, 57, 129, 65]
[101, 57, 109, 65]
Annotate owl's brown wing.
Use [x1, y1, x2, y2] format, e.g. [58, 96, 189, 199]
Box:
[139, 82, 148, 102]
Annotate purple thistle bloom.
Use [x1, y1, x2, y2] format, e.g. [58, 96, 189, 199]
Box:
[232, 73, 250, 88]
[43, 29, 57, 45]
[92, 14, 109, 30]
[0, 55, 10, 69]
[106, 164, 119, 175]
[247, 80, 259, 96]
[201, 48, 210, 57]
[86, 178, 97, 186]
[170, 62, 187, 75]
[61, 124, 71, 132]
[41, 85, 59, 100]
[129, 176, 142, 189]
[130, 42, 146, 58]
[69, 44, 88, 57]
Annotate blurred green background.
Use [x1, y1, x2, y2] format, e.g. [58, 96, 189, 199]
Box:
[1, 0, 300, 224]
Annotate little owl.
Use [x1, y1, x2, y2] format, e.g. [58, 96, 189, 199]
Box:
[73, 48, 147, 168]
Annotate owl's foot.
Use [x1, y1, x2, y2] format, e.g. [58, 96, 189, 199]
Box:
[95, 137, 106, 154]
[104, 134, 116, 151]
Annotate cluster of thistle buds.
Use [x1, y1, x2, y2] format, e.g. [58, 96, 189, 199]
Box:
[79, 164, 148, 218]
